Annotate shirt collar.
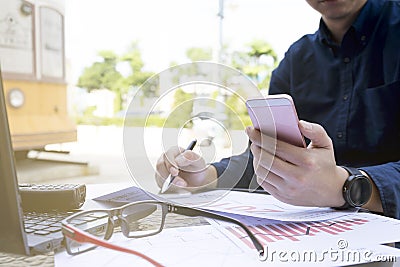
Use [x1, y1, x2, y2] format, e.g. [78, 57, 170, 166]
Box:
[318, 0, 383, 47]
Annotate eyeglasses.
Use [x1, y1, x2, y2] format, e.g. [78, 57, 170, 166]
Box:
[62, 200, 264, 265]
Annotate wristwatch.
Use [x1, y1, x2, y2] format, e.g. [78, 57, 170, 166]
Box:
[336, 166, 372, 209]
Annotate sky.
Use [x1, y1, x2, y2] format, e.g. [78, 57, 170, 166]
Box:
[65, 0, 321, 83]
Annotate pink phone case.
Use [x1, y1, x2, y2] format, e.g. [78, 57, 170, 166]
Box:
[246, 94, 306, 147]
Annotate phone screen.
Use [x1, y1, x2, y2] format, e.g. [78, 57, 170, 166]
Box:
[246, 95, 306, 147]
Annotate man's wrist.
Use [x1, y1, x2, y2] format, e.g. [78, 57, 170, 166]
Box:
[359, 170, 383, 213]
[203, 165, 218, 190]
[334, 166, 348, 208]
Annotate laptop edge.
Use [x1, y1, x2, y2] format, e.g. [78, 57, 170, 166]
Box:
[0, 67, 61, 255]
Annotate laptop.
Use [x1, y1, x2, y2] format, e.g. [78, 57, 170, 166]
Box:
[0, 69, 68, 255]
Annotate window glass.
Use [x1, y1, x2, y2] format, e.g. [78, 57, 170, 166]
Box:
[40, 7, 64, 79]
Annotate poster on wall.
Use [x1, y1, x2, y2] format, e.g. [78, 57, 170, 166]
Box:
[0, 0, 34, 76]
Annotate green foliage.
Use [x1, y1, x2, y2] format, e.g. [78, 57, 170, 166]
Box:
[164, 88, 194, 128]
[75, 109, 252, 130]
[76, 114, 167, 127]
[248, 40, 278, 61]
[74, 113, 250, 130]
[121, 42, 155, 95]
[120, 42, 144, 72]
[225, 92, 249, 129]
[124, 114, 166, 127]
[83, 106, 96, 117]
[77, 50, 122, 92]
[75, 41, 276, 130]
[186, 47, 213, 62]
[76, 42, 155, 113]
[75, 115, 124, 126]
[230, 39, 278, 90]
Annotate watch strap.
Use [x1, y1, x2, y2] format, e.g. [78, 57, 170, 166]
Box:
[342, 166, 362, 176]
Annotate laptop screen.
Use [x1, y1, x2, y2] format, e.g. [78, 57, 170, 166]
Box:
[0, 68, 29, 255]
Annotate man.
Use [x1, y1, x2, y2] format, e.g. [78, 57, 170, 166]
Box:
[155, 0, 400, 220]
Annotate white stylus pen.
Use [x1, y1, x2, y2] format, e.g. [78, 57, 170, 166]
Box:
[160, 139, 197, 194]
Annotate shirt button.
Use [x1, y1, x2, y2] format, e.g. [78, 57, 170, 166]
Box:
[343, 57, 350, 63]
[361, 35, 366, 41]
[337, 132, 343, 139]
[343, 94, 348, 101]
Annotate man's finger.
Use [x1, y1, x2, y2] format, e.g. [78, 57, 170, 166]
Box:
[247, 127, 305, 166]
[299, 120, 333, 149]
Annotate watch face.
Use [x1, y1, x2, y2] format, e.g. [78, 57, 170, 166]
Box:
[348, 176, 372, 207]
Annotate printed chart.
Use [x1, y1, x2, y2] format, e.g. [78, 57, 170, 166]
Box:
[210, 211, 400, 253]
[226, 217, 369, 248]
[167, 190, 354, 221]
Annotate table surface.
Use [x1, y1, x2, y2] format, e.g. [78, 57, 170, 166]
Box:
[0, 183, 212, 267]
[0, 183, 398, 267]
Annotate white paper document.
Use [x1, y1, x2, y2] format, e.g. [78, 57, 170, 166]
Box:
[95, 187, 355, 221]
[56, 225, 263, 267]
[165, 190, 355, 221]
[55, 221, 400, 267]
[72, 187, 400, 266]
[209, 211, 400, 249]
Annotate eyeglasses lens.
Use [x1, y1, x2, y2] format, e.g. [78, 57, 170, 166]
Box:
[67, 211, 109, 254]
[122, 203, 164, 237]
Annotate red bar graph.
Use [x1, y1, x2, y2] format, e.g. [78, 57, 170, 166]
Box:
[226, 218, 368, 249]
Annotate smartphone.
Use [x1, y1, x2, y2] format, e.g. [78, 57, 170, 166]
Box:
[246, 94, 306, 147]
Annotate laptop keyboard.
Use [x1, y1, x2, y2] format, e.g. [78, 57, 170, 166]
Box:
[23, 211, 75, 236]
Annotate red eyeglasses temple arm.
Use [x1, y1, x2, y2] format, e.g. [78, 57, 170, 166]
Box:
[63, 225, 164, 267]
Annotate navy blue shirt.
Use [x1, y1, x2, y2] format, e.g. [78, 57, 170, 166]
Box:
[213, 0, 400, 220]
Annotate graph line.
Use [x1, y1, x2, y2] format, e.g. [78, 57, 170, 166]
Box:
[226, 218, 369, 248]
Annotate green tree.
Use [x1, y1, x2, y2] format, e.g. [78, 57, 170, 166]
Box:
[77, 43, 155, 114]
[186, 47, 213, 62]
[225, 88, 251, 129]
[231, 39, 278, 90]
[77, 50, 122, 92]
[77, 50, 124, 111]
[168, 47, 214, 81]
[121, 42, 155, 99]
[164, 88, 194, 128]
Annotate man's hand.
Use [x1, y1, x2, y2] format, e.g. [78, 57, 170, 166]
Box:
[246, 120, 348, 207]
[155, 146, 218, 193]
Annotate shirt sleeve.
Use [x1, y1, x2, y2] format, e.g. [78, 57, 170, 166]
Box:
[269, 49, 292, 95]
[360, 161, 400, 219]
[211, 146, 259, 190]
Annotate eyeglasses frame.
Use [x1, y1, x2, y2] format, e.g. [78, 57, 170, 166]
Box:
[61, 200, 264, 258]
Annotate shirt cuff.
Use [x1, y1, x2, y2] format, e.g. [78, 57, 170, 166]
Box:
[360, 163, 400, 220]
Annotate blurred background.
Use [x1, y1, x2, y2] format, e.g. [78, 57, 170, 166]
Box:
[0, 0, 319, 192]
